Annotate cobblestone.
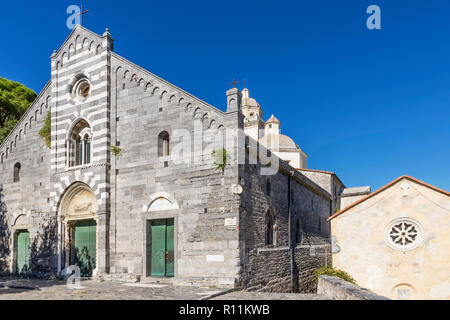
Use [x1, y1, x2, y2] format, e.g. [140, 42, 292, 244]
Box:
[0, 277, 329, 300]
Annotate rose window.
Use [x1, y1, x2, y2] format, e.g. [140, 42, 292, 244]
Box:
[385, 218, 423, 251]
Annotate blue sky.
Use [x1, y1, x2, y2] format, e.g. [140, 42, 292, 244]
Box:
[1, 0, 449, 191]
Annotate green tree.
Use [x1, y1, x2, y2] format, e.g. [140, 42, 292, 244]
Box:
[0, 77, 37, 145]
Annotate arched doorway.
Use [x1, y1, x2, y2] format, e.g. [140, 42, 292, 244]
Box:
[58, 182, 98, 277]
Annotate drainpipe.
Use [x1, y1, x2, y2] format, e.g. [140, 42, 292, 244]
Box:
[287, 170, 297, 292]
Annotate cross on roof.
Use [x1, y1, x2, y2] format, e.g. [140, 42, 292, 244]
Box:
[229, 79, 238, 88]
[78, 4, 89, 26]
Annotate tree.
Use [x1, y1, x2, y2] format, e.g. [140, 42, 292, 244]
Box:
[0, 77, 37, 145]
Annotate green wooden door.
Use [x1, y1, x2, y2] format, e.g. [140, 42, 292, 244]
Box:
[149, 219, 174, 277]
[16, 231, 30, 274]
[74, 220, 96, 277]
[166, 219, 174, 277]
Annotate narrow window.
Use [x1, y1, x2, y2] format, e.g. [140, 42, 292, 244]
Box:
[158, 131, 170, 157]
[13, 162, 21, 182]
[76, 137, 83, 166]
[265, 210, 274, 246]
[84, 134, 91, 164]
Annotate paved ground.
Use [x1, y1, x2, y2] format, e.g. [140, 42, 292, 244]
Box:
[212, 291, 330, 300]
[0, 277, 329, 300]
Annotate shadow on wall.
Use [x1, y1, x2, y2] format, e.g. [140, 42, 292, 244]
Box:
[0, 187, 11, 272]
[27, 218, 58, 278]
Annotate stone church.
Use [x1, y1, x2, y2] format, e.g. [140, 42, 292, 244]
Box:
[0, 26, 345, 291]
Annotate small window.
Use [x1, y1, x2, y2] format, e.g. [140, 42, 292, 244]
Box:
[13, 162, 21, 182]
[265, 210, 274, 246]
[158, 131, 170, 157]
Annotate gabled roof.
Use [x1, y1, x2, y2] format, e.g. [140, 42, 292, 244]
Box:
[329, 175, 450, 221]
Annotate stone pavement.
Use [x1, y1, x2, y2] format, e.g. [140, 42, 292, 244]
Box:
[212, 291, 330, 300]
[0, 277, 329, 300]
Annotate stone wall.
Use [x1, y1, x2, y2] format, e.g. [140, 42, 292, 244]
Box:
[238, 245, 331, 293]
[0, 81, 54, 275]
[317, 275, 389, 300]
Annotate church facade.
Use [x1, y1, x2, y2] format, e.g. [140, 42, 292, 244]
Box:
[0, 26, 343, 291]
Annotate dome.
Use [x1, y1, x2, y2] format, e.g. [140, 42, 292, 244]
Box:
[242, 97, 260, 108]
[259, 133, 300, 150]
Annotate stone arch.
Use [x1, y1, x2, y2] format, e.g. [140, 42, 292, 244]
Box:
[208, 119, 216, 128]
[201, 113, 209, 123]
[185, 103, 193, 112]
[130, 74, 137, 82]
[192, 107, 201, 118]
[58, 182, 98, 221]
[138, 78, 145, 86]
[169, 94, 176, 103]
[75, 35, 81, 50]
[178, 97, 185, 106]
[147, 192, 179, 212]
[96, 44, 101, 54]
[82, 37, 88, 49]
[151, 86, 159, 96]
[160, 90, 168, 100]
[46, 95, 51, 109]
[89, 41, 95, 52]
[68, 43, 74, 58]
[61, 52, 67, 67]
[13, 214, 30, 228]
[123, 70, 130, 79]
[145, 82, 152, 92]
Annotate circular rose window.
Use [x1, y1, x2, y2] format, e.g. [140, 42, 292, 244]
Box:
[385, 218, 423, 251]
[71, 77, 91, 101]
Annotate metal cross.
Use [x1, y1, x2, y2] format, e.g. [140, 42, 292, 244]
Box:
[78, 4, 89, 26]
[229, 79, 238, 88]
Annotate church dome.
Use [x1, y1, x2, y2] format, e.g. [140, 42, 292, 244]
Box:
[242, 97, 260, 108]
[259, 133, 300, 150]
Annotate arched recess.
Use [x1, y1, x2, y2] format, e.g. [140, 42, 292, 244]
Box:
[57, 182, 98, 275]
[147, 192, 179, 212]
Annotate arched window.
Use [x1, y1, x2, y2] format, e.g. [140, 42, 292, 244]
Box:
[296, 218, 303, 245]
[158, 131, 170, 157]
[266, 178, 271, 196]
[67, 119, 92, 167]
[13, 162, 21, 182]
[265, 210, 274, 246]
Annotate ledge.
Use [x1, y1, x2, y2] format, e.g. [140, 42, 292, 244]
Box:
[317, 275, 389, 300]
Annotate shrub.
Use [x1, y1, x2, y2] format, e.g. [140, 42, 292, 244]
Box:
[110, 145, 123, 156]
[38, 112, 51, 148]
[314, 266, 357, 285]
[211, 147, 227, 172]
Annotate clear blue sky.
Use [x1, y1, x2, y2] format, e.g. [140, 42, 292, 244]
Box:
[1, 0, 449, 191]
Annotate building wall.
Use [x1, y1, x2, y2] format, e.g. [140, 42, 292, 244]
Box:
[331, 178, 450, 300]
[0, 82, 54, 275]
[237, 147, 333, 292]
[107, 54, 243, 286]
